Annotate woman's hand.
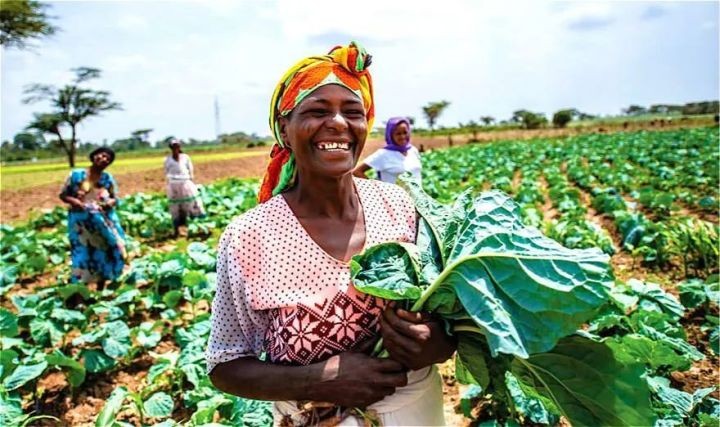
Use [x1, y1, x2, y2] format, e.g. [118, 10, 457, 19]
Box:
[102, 198, 117, 210]
[380, 305, 457, 371]
[310, 340, 409, 408]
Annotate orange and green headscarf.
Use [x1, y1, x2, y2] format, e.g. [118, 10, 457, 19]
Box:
[258, 41, 375, 203]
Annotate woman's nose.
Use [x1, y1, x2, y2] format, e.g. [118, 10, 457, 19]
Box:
[326, 112, 349, 130]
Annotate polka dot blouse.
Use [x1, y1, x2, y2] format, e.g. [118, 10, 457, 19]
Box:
[206, 177, 417, 372]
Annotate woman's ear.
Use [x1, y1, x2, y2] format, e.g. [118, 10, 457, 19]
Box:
[278, 116, 292, 151]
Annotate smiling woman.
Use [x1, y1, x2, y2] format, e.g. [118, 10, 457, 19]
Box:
[206, 42, 453, 426]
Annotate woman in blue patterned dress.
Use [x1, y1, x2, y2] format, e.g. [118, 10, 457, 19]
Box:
[59, 147, 126, 289]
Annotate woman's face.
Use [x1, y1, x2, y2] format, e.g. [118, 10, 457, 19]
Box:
[280, 84, 367, 179]
[92, 152, 112, 170]
[392, 122, 410, 146]
[170, 144, 181, 155]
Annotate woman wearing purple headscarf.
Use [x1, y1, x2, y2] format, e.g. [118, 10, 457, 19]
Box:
[353, 117, 422, 184]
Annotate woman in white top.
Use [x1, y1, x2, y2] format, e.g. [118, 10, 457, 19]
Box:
[164, 139, 205, 237]
[353, 117, 422, 183]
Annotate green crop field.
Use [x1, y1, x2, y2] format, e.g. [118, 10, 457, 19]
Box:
[1, 127, 718, 426]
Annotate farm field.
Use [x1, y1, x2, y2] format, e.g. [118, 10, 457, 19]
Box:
[2, 116, 715, 222]
[0, 150, 268, 192]
[0, 127, 718, 426]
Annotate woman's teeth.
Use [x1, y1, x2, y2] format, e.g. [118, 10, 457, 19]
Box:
[317, 142, 350, 151]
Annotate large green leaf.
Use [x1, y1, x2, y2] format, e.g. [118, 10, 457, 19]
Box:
[0, 392, 23, 426]
[135, 322, 162, 348]
[56, 284, 91, 302]
[606, 334, 691, 373]
[0, 349, 18, 380]
[350, 243, 421, 300]
[96, 386, 128, 427]
[162, 290, 184, 308]
[29, 317, 65, 346]
[0, 308, 18, 338]
[505, 372, 559, 425]
[397, 176, 469, 263]
[627, 279, 685, 320]
[2, 360, 47, 390]
[51, 308, 87, 325]
[448, 245, 611, 357]
[80, 349, 116, 373]
[46, 350, 86, 387]
[143, 392, 174, 418]
[455, 333, 490, 388]
[511, 336, 655, 426]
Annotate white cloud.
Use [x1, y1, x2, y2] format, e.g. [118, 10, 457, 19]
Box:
[116, 14, 149, 32]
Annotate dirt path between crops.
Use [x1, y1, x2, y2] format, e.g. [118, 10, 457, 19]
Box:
[1, 123, 712, 224]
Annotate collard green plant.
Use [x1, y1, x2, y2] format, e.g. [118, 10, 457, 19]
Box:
[351, 177, 654, 425]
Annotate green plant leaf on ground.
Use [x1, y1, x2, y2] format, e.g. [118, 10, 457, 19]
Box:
[511, 336, 655, 426]
[96, 386, 128, 427]
[2, 360, 48, 391]
[143, 392, 174, 418]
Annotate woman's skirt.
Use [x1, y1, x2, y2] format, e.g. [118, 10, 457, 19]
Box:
[166, 180, 206, 224]
[68, 209, 126, 283]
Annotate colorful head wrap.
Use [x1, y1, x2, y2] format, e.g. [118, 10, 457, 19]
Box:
[383, 117, 412, 153]
[258, 41, 375, 203]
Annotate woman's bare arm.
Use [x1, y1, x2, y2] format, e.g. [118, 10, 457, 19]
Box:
[352, 163, 372, 178]
[60, 194, 85, 209]
[210, 349, 408, 408]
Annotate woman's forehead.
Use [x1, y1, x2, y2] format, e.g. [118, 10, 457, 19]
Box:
[300, 84, 362, 105]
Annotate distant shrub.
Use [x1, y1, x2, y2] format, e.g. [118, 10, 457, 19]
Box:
[552, 110, 574, 128]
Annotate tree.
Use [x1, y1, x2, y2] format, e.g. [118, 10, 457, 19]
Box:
[131, 128, 153, 144]
[0, 0, 57, 49]
[552, 109, 574, 128]
[622, 105, 647, 116]
[465, 120, 480, 141]
[422, 100, 450, 133]
[511, 110, 548, 130]
[480, 116, 495, 126]
[24, 67, 121, 167]
[13, 131, 42, 150]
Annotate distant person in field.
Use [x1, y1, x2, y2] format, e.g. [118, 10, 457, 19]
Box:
[59, 147, 126, 290]
[164, 138, 205, 237]
[206, 42, 451, 426]
[353, 116, 422, 183]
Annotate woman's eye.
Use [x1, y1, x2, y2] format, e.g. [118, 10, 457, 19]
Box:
[308, 109, 328, 116]
[345, 110, 364, 117]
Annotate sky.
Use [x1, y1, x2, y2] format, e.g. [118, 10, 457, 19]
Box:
[1, 0, 718, 145]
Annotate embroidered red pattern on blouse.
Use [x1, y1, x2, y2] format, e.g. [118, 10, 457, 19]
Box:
[264, 289, 387, 365]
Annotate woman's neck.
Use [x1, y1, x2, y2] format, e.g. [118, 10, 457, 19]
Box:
[87, 166, 102, 180]
[284, 174, 358, 220]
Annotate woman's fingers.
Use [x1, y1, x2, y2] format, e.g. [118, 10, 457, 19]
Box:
[381, 313, 423, 355]
[383, 307, 432, 342]
[395, 308, 432, 323]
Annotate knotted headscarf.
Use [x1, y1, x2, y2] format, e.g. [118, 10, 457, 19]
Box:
[383, 117, 412, 153]
[258, 41, 375, 203]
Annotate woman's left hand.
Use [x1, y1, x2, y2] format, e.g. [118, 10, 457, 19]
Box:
[380, 305, 456, 371]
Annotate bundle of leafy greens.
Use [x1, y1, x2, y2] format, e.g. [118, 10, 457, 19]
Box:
[350, 177, 656, 426]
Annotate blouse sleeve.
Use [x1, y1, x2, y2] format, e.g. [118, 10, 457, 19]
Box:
[362, 149, 388, 172]
[206, 222, 269, 374]
[103, 173, 118, 198]
[59, 171, 75, 199]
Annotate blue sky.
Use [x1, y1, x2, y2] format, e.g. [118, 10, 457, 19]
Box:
[1, 0, 718, 144]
